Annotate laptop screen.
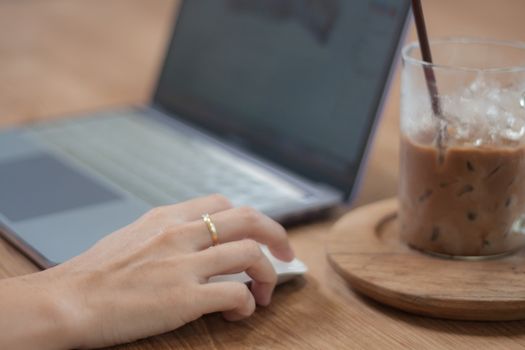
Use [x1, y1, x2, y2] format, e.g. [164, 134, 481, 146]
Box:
[154, 0, 410, 196]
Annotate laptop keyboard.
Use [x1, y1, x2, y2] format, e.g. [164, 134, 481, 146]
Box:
[27, 112, 305, 210]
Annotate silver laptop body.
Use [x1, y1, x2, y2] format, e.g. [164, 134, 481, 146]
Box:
[0, 0, 411, 267]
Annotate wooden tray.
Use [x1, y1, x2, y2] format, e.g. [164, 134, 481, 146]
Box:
[326, 198, 525, 321]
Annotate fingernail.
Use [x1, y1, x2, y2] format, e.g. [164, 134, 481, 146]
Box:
[259, 292, 272, 306]
[278, 247, 295, 262]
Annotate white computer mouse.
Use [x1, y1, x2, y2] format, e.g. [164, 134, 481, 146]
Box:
[209, 245, 308, 284]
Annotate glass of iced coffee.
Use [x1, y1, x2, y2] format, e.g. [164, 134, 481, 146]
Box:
[400, 38, 525, 258]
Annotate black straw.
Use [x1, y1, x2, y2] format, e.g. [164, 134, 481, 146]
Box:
[411, 0, 442, 117]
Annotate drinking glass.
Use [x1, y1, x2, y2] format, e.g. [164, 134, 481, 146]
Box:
[399, 38, 525, 258]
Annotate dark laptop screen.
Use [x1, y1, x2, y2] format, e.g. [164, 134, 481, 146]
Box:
[154, 0, 410, 196]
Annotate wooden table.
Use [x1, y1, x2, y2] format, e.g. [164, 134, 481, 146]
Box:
[1, 0, 525, 348]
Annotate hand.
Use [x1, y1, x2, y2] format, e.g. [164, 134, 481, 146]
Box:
[24, 195, 294, 349]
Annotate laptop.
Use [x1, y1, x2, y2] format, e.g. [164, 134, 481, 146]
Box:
[0, 0, 411, 268]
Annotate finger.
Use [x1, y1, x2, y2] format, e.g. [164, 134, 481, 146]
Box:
[195, 282, 256, 321]
[141, 194, 233, 225]
[186, 207, 294, 261]
[193, 239, 277, 305]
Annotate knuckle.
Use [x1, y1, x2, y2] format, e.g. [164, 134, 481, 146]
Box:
[208, 243, 224, 261]
[154, 228, 174, 246]
[142, 205, 187, 226]
[274, 222, 288, 238]
[144, 206, 168, 221]
[208, 193, 232, 208]
[169, 254, 191, 270]
[152, 223, 191, 247]
[240, 239, 263, 260]
[169, 222, 191, 236]
[231, 283, 252, 305]
[168, 223, 194, 241]
[238, 206, 263, 225]
[147, 233, 171, 253]
[265, 272, 278, 287]
[180, 287, 204, 322]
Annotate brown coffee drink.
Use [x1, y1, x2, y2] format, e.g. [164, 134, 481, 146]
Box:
[399, 134, 525, 256]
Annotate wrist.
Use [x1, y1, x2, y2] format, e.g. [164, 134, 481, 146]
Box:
[37, 283, 77, 349]
[38, 267, 92, 350]
[0, 271, 78, 350]
[33, 269, 83, 350]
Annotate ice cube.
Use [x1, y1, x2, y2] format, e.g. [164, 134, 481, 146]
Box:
[486, 105, 499, 119]
[487, 88, 502, 103]
[500, 112, 525, 141]
[501, 126, 525, 141]
[430, 76, 525, 145]
[468, 76, 485, 94]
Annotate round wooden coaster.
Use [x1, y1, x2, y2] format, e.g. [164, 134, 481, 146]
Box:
[326, 197, 525, 321]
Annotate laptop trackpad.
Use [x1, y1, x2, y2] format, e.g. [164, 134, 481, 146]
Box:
[0, 153, 121, 222]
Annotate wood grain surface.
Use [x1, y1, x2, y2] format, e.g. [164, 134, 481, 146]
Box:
[1, 0, 525, 349]
[327, 198, 525, 321]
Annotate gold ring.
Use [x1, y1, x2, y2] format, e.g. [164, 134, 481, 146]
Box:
[202, 213, 219, 246]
